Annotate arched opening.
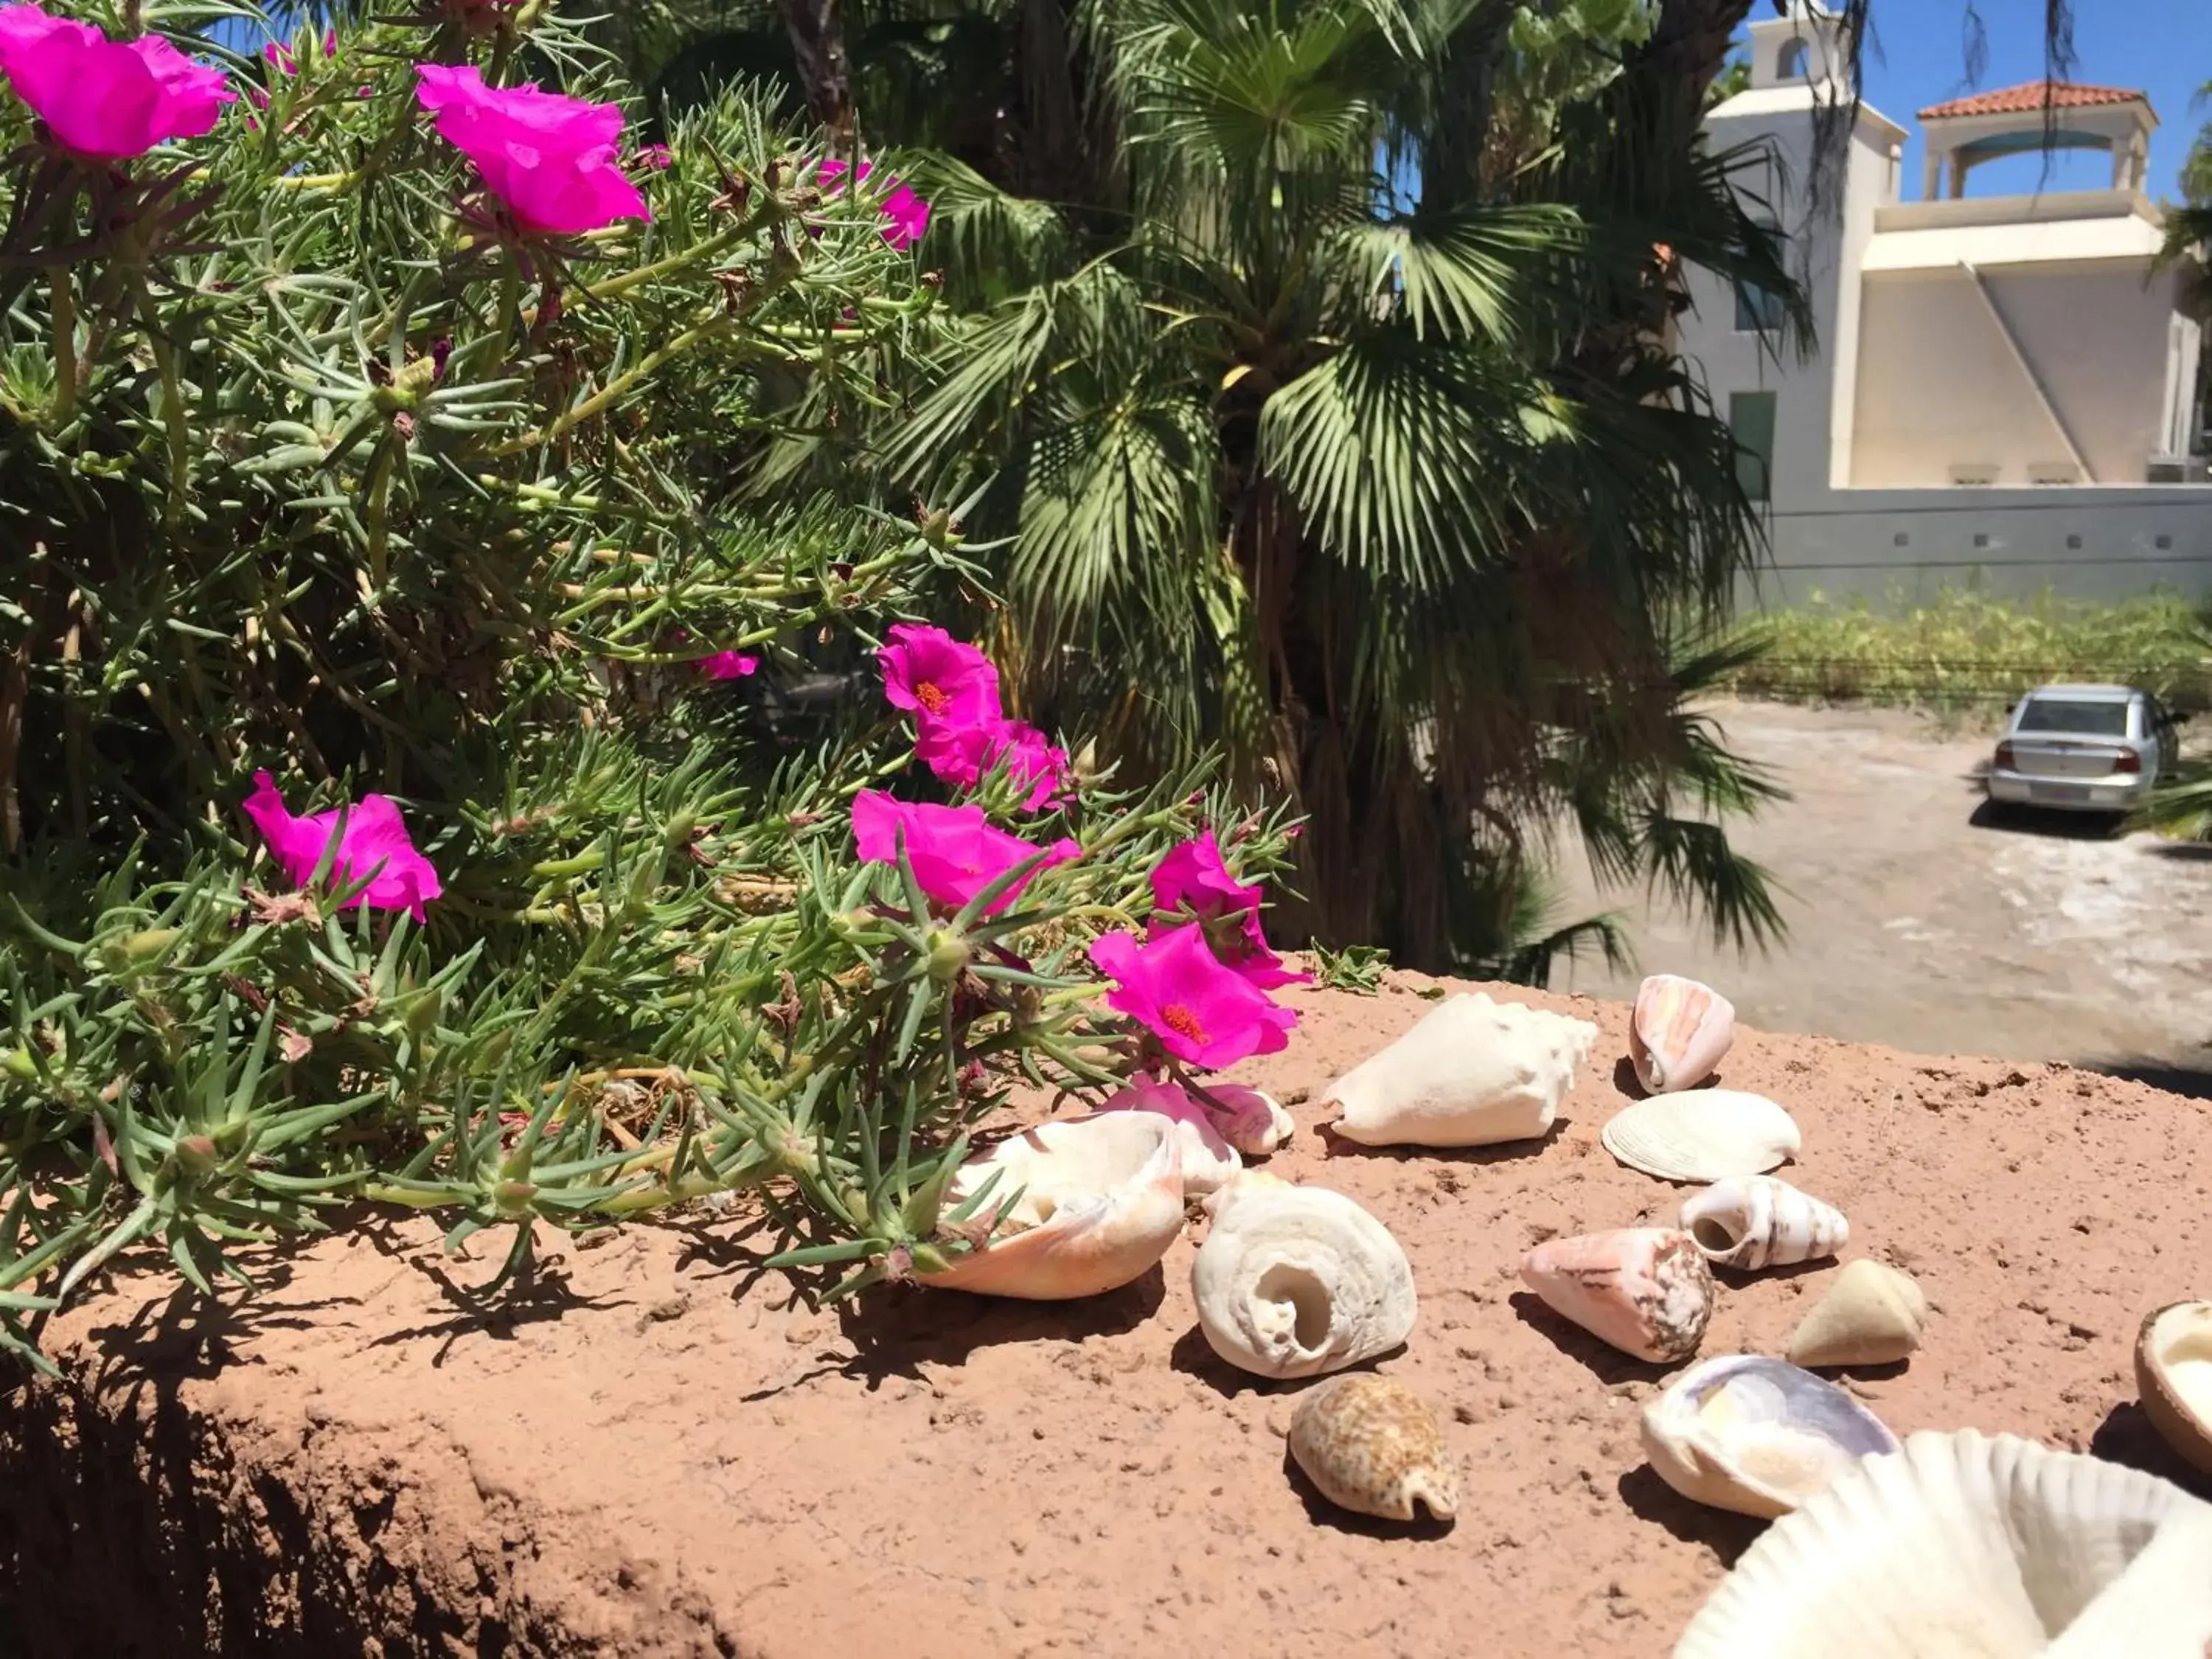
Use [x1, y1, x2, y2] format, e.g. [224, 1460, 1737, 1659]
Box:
[1776, 39, 1809, 80]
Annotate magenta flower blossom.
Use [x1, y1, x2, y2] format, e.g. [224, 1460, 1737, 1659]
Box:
[927, 717, 1070, 810]
[700, 651, 759, 680]
[415, 64, 648, 237]
[852, 791, 1077, 915]
[0, 3, 235, 161]
[1149, 832, 1308, 990]
[636, 143, 672, 170]
[242, 771, 442, 922]
[877, 622, 1000, 729]
[1088, 922, 1297, 1070]
[817, 157, 931, 250]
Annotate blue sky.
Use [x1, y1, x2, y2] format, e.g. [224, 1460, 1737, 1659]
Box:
[1834, 0, 2208, 201]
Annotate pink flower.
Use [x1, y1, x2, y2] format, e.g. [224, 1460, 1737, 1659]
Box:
[1149, 832, 1308, 990]
[242, 771, 442, 922]
[928, 717, 1070, 810]
[414, 64, 648, 237]
[818, 156, 931, 250]
[636, 143, 671, 170]
[1088, 923, 1296, 1070]
[877, 622, 1000, 729]
[852, 791, 1077, 916]
[0, 3, 235, 161]
[700, 651, 759, 680]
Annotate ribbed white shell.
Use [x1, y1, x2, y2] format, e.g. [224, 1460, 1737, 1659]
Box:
[1601, 1090, 1801, 1183]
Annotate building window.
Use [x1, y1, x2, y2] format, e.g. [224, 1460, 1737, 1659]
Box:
[1775, 38, 1808, 80]
[1733, 218, 1786, 333]
[1729, 391, 1777, 504]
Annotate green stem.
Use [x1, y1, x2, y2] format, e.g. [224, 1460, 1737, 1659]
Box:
[49, 264, 75, 428]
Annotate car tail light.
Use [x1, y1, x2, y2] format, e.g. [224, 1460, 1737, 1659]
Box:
[1994, 741, 2017, 770]
[2113, 751, 2142, 774]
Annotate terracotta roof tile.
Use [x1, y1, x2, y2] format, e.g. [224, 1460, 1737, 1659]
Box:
[1919, 80, 2148, 121]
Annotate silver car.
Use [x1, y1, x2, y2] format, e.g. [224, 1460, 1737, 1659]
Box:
[1985, 684, 2180, 813]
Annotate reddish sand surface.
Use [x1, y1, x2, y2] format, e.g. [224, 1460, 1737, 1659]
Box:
[7, 975, 2212, 1658]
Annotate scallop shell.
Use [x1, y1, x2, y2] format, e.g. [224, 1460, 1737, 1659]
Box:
[1096, 1076, 1242, 1197]
[1600, 1090, 1801, 1183]
[1287, 1374, 1459, 1525]
[1199, 1082, 1295, 1157]
[1641, 1354, 1901, 1519]
[2134, 1301, 2212, 1478]
[1673, 1430, 2212, 1658]
[919, 1113, 1184, 1300]
[1630, 974, 1736, 1093]
[1787, 1259, 1928, 1368]
[1680, 1177, 1848, 1271]
[1192, 1172, 1416, 1378]
[1520, 1227, 1715, 1364]
[1322, 992, 1599, 1149]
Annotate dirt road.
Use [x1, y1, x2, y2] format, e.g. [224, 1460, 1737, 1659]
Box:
[1554, 700, 2212, 1089]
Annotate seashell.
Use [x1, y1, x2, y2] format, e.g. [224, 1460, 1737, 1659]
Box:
[2134, 1300, 2212, 1478]
[1673, 1430, 2212, 1658]
[1322, 992, 1599, 1148]
[1680, 1176, 1848, 1271]
[1197, 1082, 1295, 1157]
[919, 1113, 1184, 1301]
[1096, 1076, 1242, 1197]
[1287, 1374, 1459, 1525]
[1629, 973, 1736, 1093]
[1520, 1227, 1714, 1364]
[1787, 1259, 1928, 1368]
[1600, 1090, 1801, 1183]
[1641, 1354, 1901, 1519]
[1192, 1171, 1416, 1378]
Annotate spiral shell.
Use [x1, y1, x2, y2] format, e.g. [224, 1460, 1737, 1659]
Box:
[1200, 1083, 1295, 1157]
[1630, 974, 1735, 1093]
[1288, 1374, 1459, 1525]
[1322, 993, 1598, 1149]
[1680, 1177, 1848, 1271]
[1192, 1172, 1416, 1378]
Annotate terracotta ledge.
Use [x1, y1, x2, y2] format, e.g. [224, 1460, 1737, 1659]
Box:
[4, 976, 2209, 1658]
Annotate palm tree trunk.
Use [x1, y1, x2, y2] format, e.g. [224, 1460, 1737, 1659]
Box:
[778, 0, 854, 147]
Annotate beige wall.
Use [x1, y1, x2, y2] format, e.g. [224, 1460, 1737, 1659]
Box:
[1851, 260, 2180, 486]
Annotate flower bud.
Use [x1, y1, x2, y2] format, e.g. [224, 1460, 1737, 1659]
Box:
[924, 927, 970, 985]
[492, 1178, 538, 1215]
[175, 1134, 219, 1174]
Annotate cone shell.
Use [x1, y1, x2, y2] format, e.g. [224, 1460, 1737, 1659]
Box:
[1786, 1259, 1928, 1368]
[1201, 1083, 1295, 1157]
[1287, 1374, 1459, 1525]
[919, 1113, 1184, 1301]
[1674, 1430, 2212, 1659]
[1680, 1177, 1848, 1271]
[2135, 1301, 2212, 1478]
[1641, 1354, 1901, 1519]
[1601, 1090, 1801, 1184]
[1192, 1172, 1416, 1378]
[1630, 974, 1736, 1093]
[1520, 1227, 1715, 1364]
[1323, 993, 1599, 1149]
[1096, 1077, 1242, 1197]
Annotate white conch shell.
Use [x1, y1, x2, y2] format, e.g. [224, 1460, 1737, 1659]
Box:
[2137, 1301, 2212, 1478]
[1680, 1176, 1848, 1270]
[919, 1113, 1184, 1300]
[1191, 1171, 1416, 1378]
[1095, 1077, 1241, 1196]
[1630, 974, 1736, 1093]
[1787, 1259, 1928, 1368]
[1641, 1354, 1901, 1519]
[1673, 1430, 2212, 1658]
[1288, 1374, 1459, 1524]
[1197, 1083, 1295, 1156]
[1600, 1090, 1801, 1183]
[1322, 993, 1599, 1148]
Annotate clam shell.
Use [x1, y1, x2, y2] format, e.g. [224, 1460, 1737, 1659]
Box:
[1600, 1090, 1801, 1183]
[1641, 1354, 1901, 1519]
[1787, 1259, 1928, 1369]
[1199, 1083, 1295, 1157]
[1096, 1077, 1242, 1196]
[1630, 974, 1736, 1093]
[1680, 1176, 1848, 1271]
[1287, 1374, 1459, 1525]
[1192, 1172, 1416, 1378]
[919, 1113, 1184, 1300]
[1674, 1430, 2212, 1658]
[1323, 992, 1599, 1149]
[2135, 1300, 2212, 1478]
[1520, 1227, 1714, 1364]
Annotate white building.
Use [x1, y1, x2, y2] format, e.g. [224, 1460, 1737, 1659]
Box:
[1681, 4, 2212, 604]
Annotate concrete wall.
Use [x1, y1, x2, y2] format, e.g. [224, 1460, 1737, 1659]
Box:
[1851, 260, 2188, 487]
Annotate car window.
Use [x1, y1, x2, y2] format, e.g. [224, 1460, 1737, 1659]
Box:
[2014, 699, 2130, 737]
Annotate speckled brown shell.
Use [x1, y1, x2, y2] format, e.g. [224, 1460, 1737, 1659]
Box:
[1287, 1374, 1459, 1524]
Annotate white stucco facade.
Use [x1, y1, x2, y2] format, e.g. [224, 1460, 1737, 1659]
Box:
[1679, 4, 2212, 605]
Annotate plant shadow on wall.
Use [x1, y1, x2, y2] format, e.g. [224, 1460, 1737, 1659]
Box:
[642, 0, 1806, 981]
[0, 0, 1340, 1363]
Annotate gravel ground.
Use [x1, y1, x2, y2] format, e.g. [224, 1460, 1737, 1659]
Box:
[1555, 699, 2212, 1091]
